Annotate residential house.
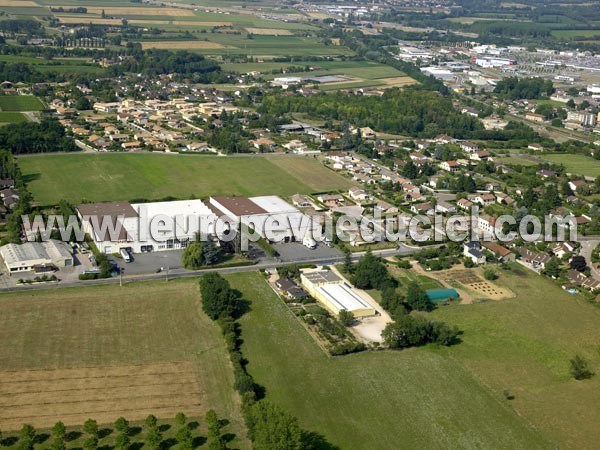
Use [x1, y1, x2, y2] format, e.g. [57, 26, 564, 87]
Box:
[349, 187, 370, 202]
[470, 150, 491, 161]
[275, 278, 308, 300]
[250, 137, 277, 151]
[477, 214, 496, 236]
[459, 141, 479, 153]
[88, 134, 107, 148]
[457, 198, 474, 211]
[473, 193, 496, 206]
[552, 241, 576, 259]
[440, 160, 460, 173]
[411, 202, 434, 215]
[518, 248, 551, 271]
[435, 200, 457, 214]
[374, 200, 399, 215]
[435, 134, 455, 144]
[568, 180, 588, 192]
[291, 194, 312, 208]
[537, 169, 557, 179]
[482, 242, 515, 262]
[525, 112, 545, 123]
[318, 194, 344, 208]
[464, 242, 487, 264]
[528, 143, 544, 151]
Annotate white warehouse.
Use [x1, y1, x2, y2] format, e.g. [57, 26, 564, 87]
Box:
[77, 199, 227, 254]
[208, 195, 316, 243]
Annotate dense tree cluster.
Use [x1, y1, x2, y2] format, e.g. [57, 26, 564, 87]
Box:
[259, 89, 483, 138]
[114, 49, 220, 77]
[382, 314, 461, 349]
[0, 118, 76, 154]
[199, 273, 242, 320]
[351, 250, 397, 291]
[493, 77, 555, 100]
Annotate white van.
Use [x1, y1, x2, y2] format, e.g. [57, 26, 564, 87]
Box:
[303, 236, 317, 249]
[120, 248, 132, 263]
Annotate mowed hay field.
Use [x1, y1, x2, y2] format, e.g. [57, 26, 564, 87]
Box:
[0, 279, 248, 447]
[18, 153, 354, 205]
[229, 272, 551, 450]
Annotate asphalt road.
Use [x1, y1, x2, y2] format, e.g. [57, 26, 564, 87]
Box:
[0, 243, 422, 293]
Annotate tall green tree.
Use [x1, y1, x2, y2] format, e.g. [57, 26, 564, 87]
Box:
[182, 242, 203, 269]
[199, 273, 240, 320]
[405, 282, 434, 312]
[206, 409, 227, 450]
[83, 419, 98, 438]
[247, 401, 303, 450]
[18, 424, 35, 450]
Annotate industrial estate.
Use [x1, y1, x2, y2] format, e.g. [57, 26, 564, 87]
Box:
[1, 0, 600, 449]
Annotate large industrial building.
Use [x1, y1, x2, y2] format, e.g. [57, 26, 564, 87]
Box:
[301, 269, 377, 318]
[77, 199, 221, 254]
[77, 196, 312, 254]
[0, 239, 73, 274]
[209, 195, 315, 243]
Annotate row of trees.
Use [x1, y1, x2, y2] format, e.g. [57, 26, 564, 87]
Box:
[198, 273, 336, 449]
[2, 411, 228, 450]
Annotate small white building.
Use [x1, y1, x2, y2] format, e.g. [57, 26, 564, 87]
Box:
[0, 240, 73, 274]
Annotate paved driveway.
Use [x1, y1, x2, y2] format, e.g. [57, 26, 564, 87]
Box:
[114, 250, 184, 275]
[272, 242, 343, 263]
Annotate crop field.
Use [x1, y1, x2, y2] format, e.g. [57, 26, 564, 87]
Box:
[140, 41, 227, 50]
[229, 272, 550, 450]
[0, 279, 247, 448]
[541, 153, 600, 177]
[0, 363, 203, 430]
[176, 34, 352, 57]
[0, 0, 38, 5]
[0, 55, 106, 75]
[244, 27, 293, 35]
[0, 96, 44, 112]
[18, 153, 353, 205]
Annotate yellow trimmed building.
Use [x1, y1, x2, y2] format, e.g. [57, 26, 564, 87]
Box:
[300, 269, 377, 318]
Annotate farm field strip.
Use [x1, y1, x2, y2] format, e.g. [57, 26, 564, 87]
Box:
[140, 41, 228, 49]
[0, 362, 204, 430]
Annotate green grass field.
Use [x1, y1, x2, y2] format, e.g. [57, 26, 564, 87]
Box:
[229, 272, 551, 450]
[18, 153, 353, 205]
[0, 95, 44, 111]
[541, 153, 600, 177]
[0, 55, 107, 75]
[0, 112, 27, 123]
[0, 279, 249, 447]
[430, 265, 600, 450]
[552, 29, 600, 38]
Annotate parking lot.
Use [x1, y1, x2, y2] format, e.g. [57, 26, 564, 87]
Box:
[112, 250, 184, 275]
[272, 241, 342, 263]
